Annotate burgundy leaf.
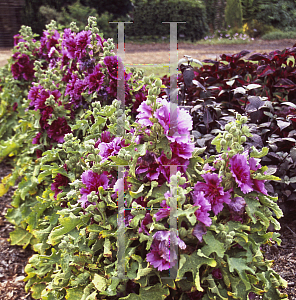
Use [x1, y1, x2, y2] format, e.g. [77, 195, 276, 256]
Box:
[257, 65, 275, 77]
[274, 78, 296, 89]
[248, 53, 270, 62]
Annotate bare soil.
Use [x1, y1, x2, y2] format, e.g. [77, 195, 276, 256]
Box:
[0, 39, 296, 299]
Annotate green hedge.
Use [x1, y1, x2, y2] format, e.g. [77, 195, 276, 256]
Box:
[126, 0, 209, 42]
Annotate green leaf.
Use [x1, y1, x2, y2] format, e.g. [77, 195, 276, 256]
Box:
[201, 231, 225, 258]
[9, 226, 32, 248]
[31, 283, 46, 299]
[211, 132, 222, 152]
[47, 213, 81, 245]
[225, 255, 255, 290]
[177, 249, 217, 291]
[173, 205, 199, 226]
[65, 287, 84, 299]
[250, 146, 268, 158]
[92, 273, 107, 292]
[120, 283, 169, 300]
[109, 156, 129, 165]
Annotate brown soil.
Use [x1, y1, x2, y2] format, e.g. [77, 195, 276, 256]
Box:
[0, 40, 296, 299]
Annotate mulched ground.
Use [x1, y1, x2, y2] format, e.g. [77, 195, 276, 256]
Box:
[1, 39, 296, 299]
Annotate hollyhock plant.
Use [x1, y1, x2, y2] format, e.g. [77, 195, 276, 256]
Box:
[138, 213, 153, 235]
[11, 53, 35, 81]
[146, 231, 186, 271]
[154, 191, 171, 222]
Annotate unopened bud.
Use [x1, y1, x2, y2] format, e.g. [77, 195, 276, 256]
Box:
[225, 124, 231, 131]
[241, 136, 246, 143]
[155, 79, 162, 87]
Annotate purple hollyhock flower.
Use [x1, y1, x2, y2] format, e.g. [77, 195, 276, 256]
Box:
[13, 34, 25, 46]
[228, 196, 246, 212]
[104, 56, 122, 80]
[138, 213, 153, 235]
[96, 33, 106, 50]
[249, 157, 268, 195]
[229, 154, 253, 194]
[212, 268, 223, 279]
[170, 140, 195, 160]
[11, 53, 35, 81]
[47, 117, 71, 143]
[248, 292, 256, 300]
[194, 173, 231, 215]
[75, 30, 91, 59]
[12, 102, 18, 111]
[136, 100, 154, 126]
[192, 222, 207, 242]
[154, 98, 192, 143]
[51, 173, 70, 199]
[32, 132, 42, 145]
[78, 170, 109, 208]
[84, 64, 104, 94]
[98, 137, 127, 162]
[39, 106, 53, 130]
[65, 73, 87, 109]
[146, 231, 186, 271]
[132, 91, 147, 114]
[62, 28, 76, 59]
[40, 29, 60, 54]
[154, 192, 171, 221]
[193, 191, 212, 226]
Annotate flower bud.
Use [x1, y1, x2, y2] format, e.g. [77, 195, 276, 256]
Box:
[225, 133, 232, 141]
[148, 89, 153, 96]
[155, 78, 162, 87]
[221, 139, 227, 146]
[241, 136, 246, 143]
[98, 201, 106, 210]
[242, 125, 249, 134]
[225, 123, 231, 131]
[241, 116, 248, 124]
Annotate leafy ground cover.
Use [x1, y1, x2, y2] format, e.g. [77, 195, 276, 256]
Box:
[0, 20, 296, 299]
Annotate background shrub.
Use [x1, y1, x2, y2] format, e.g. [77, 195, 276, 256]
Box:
[261, 30, 296, 40]
[125, 0, 209, 42]
[225, 0, 243, 30]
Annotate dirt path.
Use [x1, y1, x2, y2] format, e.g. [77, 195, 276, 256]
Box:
[1, 39, 296, 68]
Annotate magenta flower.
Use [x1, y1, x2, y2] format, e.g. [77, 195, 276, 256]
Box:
[98, 137, 128, 162]
[194, 173, 231, 215]
[47, 117, 71, 143]
[146, 231, 186, 271]
[78, 170, 109, 208]
[65, 73, 87, 109]
[136, 101, 154, 127]
[32, 132, 41, 145]
[62, 28, 77, 59]
[11, 53, 35, 81]
[138, 213, 153, 235]
[249, 157, 268, 195]
[84, 64, 105, 94]
[51, 173, 69, 199]
[154, 98, 192, 143]
[154, 192, 171, 221]
[75, 30, 91, 59]
[192, 222, 207, 242]
[212, 268, 223, 279]
[170, 140, 195, 160]
[228, 196, 246, 212]
[193, 191, 212, 226]
[229, 154, 253, 194]
[104, 56, 122, 80]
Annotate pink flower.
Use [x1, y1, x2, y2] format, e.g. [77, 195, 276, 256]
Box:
[47, 117, 71, 143]
[78, 170, 109, 208]
[193, 191, 212, 226]
[146, 231, 186, 271]
[229, 154, 253, 194]
[194, 173, 231, 215]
